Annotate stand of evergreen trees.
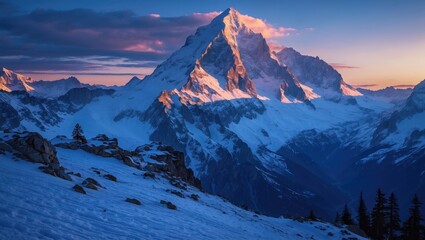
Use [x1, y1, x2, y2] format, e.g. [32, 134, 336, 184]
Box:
[335, 189, 424, 240]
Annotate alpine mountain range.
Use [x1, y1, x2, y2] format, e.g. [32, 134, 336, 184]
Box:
[1, 8, 424, 224]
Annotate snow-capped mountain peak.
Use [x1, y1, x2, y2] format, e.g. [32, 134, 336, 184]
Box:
[1, 67, 35, 92]
[134, 8, 308, 105]
[276, 48, 362, 99]
[407, 79, 425, 111]
[1, 67, 98, 98]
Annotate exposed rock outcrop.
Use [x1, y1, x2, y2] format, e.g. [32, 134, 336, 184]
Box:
[144, 145, 201, 189]
[126, 198, 141, 205]
[55, 134, 142, 169]
[5, 132, 72, 181]
[72, 184, 86, 194]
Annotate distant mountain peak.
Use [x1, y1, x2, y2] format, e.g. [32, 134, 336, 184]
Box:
[0, 67, 96, 98]
[413, 79, 425, 93]
[276, 48, 362, 98]
[125, 76, 143, 87]
[1, 67, 34, 92]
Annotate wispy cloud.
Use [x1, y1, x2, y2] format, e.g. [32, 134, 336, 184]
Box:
[0, 7, 218, 73]
[330, 63, 359, 70]
[239, 13, 295, 38]
[0, 4, 297, 83]
[352, 84, 378, 89]
[392, 84, 415, 89]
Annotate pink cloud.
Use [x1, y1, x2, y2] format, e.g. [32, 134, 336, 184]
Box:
[330, 63, 359, 70]
[193, 11, 221, 20]
[149, 13, 161, 18]
[238, 14, 295, 38]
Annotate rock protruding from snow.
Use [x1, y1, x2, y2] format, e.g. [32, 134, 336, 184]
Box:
[7, 132, 59, 165]
[4, 132, 72, 180]
[54, 134, 142, 169]
[142, 144, 202, 189]
[276, 48, 361, 99]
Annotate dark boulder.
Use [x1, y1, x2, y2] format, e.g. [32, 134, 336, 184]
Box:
[7, 132, 72, 181]
[72, 184, 86, 194]
[82, 177, 102, 190]
[160, 200, 177, 210]
[166, 189, 184, 198]
[39, 164, 72, 181]
[148, 146, 201, 189]
[7, 132, 59, 165]
[190, 194, 200, 201]
[104, 174, 117, 182]
[126, 198, 141, 205]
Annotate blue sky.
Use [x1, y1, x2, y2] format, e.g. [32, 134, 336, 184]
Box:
[2, 0, 424, 88]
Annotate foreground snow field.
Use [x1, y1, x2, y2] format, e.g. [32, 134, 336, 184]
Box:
[0, 146, 364, 240]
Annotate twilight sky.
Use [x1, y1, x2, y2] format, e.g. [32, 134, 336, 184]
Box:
[1, 0, 424, 89]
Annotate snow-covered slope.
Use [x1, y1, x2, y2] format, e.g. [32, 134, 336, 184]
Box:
[0, 68, 98, 98]
[0, 132, 365, 240]
[373, 79, 425, 147]
[275, 80, 425, 218]
[276, 48, 362, 99]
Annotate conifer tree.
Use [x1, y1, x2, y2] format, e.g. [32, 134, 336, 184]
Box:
[387, 192, 401, 240]
[342, 204, 354, 225]
[371, 188, 387, 239]
[403, 194, 422, 240]
[72, 123, 87, 144]
[358, 192, 370, 235]
[308, 209, 317, 221]
[335, 211, 341, 225]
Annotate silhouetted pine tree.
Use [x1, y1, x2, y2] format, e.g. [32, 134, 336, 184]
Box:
[72, 123, 87, 144]
[335, 211, 341, 224]
[403, 194, 422, 240]
[308, 209, 317, 221]
[358, 192, 370, 235]
[387, 192, 401, 240]
[342, 204, 354, 225]
[371, 188, 387, 240]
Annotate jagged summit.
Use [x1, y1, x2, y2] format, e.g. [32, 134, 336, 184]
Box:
[135, 8, 308, 105]
[0, 67, 93, 98]
[406, 79, 425, 111]
[125, 76, 143, 87]
[1, 67, 34, 92]
[276, 48, 361, 98]
[413, 79, 425, 92]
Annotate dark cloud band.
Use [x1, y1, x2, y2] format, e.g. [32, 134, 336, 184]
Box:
[0, 5, 218, 73]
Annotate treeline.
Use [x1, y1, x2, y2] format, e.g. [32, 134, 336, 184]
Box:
[334, 189, 424, 240]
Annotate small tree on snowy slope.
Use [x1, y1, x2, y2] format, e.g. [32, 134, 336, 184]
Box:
[387, 192, 401, 240]
[357, 192, 370, 235]
[72, 123, 87, 144]
[308, 209, 317, 221]
[342, 204, 354, 225]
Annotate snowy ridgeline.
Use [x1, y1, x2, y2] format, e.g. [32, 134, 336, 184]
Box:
[0, 132, 365, 240]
